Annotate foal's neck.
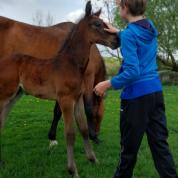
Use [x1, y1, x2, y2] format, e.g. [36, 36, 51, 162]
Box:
[58, 22, 91, 72]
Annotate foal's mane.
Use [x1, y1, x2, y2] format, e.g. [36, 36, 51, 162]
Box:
[58, 16, 84, 54]
[58, 26, 77, 54]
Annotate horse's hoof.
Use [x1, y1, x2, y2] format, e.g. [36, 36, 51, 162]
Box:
[89, 135, 102, 145]
[49, 140, 58, 149]
[92, 137, 102, 145]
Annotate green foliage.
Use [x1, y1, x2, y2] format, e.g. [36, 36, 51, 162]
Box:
[114, 0, 178, 60]
[104, 58, 121, 77]
[146, 0, 178, 57]
[1, 86, 178, 178]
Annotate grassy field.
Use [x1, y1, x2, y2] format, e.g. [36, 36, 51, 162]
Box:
[0, 86, 178, 178]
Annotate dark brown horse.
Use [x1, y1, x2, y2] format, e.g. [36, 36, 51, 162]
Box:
[0, 15, 106, 145]
[0, 2, 118, 177]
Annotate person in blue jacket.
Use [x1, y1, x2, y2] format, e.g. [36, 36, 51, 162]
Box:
[94, 0, 178, 178]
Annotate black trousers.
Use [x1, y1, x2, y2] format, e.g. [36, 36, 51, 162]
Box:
[114, 92, 178, 178]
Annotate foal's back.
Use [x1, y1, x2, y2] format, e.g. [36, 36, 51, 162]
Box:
[0, 16, 104, 80]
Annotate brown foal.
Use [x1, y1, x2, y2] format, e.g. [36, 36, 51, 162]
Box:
[0, 1, 118, 177]
[0, 17, 107, 144]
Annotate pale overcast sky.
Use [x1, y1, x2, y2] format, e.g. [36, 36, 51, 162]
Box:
[0, 0, 118, 57]
[0, 0, 106, 25]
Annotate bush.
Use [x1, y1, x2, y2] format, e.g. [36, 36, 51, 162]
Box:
[159, 70, 178, 85]
[104, 58, 121, 77]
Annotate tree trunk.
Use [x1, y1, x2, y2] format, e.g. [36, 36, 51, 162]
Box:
[157, 54, 178, 72]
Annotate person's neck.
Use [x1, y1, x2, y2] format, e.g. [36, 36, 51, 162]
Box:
[127, 15, 145, 23]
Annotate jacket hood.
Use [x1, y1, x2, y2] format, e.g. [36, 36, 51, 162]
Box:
[128, 19, 158, 43]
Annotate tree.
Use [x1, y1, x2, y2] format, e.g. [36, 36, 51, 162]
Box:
[115, 0, 178, 71]
[95, 0, 178, 71]
[32, 10, 54, 27]
[146, 0, 178, 71]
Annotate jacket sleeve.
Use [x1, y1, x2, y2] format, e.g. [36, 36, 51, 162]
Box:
[111, 31, 140, 90]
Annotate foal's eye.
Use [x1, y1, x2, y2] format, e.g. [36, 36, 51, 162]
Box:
[89, 21, 103, 30]
[94, 21, 102, 27]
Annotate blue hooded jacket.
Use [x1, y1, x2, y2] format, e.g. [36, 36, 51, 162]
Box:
[111, 19, 162, 99]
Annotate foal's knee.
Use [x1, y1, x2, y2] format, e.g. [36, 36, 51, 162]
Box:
[65, 131, 75, 145]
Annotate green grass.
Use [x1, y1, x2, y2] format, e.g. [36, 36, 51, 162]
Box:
[1, 86, 178, 178]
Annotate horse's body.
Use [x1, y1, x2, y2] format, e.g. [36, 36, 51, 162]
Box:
[0, 16, 106, 143]
[0, 2, 118, 177]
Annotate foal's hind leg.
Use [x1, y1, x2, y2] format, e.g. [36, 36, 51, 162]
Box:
[58, 96, 79, 178]
[48, 102, 62, 148]
[0, 101, 10, 129]
[74, 96, 97, 163]
[0, 100, 11, 165]
[0, 90, 23, 128]
[0, 102, 4, 166]
[0, 91, 23, 165]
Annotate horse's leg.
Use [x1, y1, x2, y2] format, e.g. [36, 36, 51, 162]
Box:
[0, 99, 12, 165]
[83, 95, 95, 138]
[48, 101, 62, 148]
[84, 94, 101, 144]
[0, 99, 14, 129]
[0, 103, 5, 129]
[0, 90, 23, 165]
[95, 96, 104, 135]
[58, 96, 79, 178]
[1, 89, 23, 126]
[83, 73, 99, 143]
[75, 96, 97, 163]
[0, 101, 5, 166]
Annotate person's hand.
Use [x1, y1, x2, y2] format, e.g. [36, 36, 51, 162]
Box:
[94, 80, 112, 97]
[104, 23, 119, 34]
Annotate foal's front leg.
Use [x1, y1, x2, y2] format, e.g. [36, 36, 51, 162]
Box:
[58, 97, 79, 178]
[74, 96, 97, 163]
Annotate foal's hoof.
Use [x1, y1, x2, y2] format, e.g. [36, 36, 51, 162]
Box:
[88, 153, 98, 164]
[89, 157, 99, 164]
[69, 170, 80, 178]
[72, 174, 80, 178]
[49, 140, 58, 149]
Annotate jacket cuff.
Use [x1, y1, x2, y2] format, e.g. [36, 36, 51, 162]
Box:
[111, 77, 122, 90]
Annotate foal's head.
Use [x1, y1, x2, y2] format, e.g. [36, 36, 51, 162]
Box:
[79, 1, 119, 49]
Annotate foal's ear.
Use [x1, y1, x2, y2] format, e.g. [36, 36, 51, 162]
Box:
[85, 1, 92, 17]
[93, 9, 102, 17]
